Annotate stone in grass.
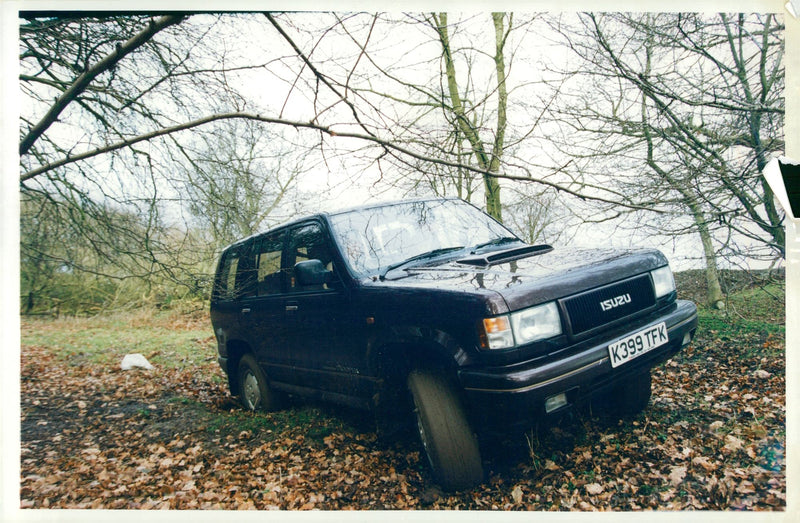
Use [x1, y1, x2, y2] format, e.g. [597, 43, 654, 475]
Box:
[121, 353, 154, 371]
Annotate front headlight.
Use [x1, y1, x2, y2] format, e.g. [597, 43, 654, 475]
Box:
[479, 301, 562, 350]
[651, 265, 676, 298]
[510, 302, 562, 344]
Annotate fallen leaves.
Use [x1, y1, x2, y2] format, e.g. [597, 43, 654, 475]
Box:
[691, 456, 715, 472]
[18, 318, 786, 511]
[753, 369, 772, 379]
[724, 434, 745, 453]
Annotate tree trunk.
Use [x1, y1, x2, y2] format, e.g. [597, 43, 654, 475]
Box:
[638, 37, 725, 308]
[485, 12, 510, 223]
[435, 13, 506, 222]
[694, 206, 726, 308]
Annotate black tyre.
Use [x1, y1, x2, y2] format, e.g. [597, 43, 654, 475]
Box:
[605, 370, 652, 417]
[237, 354, 279, 412]
[407, 369, 483, 491]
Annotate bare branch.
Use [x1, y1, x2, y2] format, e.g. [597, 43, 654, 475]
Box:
[19, 14, 185, 157]
[20, 109, 657, 213]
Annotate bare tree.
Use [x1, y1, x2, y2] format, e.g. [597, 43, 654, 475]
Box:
[263, 12, 617, 221]
[20, 13, 653, 213]
[545, 12, 784, 305]
[429, 12, 510, 220]
[177, 119, 302, 250]
[503, 185, 573, 246]
[19, 14, 224, 296]
[19, 189, 185, 313]
[21, 12, 781, 312]
[18, 14, 312, 304]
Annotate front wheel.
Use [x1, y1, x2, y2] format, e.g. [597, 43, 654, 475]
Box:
[407, 369, 483, 491]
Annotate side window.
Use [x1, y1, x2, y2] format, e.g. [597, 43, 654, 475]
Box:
[237, 242, 258, 299]
[213, 242, 257, 300]
[213, 250, 240, 301]
[255, 232, 285, 296]
[286, 222, 336, 292]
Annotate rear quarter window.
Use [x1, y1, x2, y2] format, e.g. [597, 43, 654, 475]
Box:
[213, 250, 240, 301]
[255, 232, 285, 296]
[213, 244, 258, 301]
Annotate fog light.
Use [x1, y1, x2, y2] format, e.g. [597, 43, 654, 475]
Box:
[545, 393, 568, 413]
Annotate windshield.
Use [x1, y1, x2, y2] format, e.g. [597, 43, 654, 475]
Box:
[328, 199, 518, 277]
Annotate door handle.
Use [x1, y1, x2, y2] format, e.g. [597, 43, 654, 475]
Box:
[241, 308, 251, 314]
[285, 301, 299, 312]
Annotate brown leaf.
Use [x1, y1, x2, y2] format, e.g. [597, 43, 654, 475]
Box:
[511, 485, 524, 504]
[669, 465, 687, 486]
[544, 459, 560, 471]
[724, 435, 744, 453]
[692, 456, 716, 472]
[585, 483, 604, 495]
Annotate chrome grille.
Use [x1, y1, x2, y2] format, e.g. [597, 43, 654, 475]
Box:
[561, 274, 655, 335]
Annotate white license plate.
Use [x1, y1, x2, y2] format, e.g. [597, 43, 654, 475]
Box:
[608, 322, 668, 368]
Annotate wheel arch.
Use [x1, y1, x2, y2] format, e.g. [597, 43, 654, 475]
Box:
[223, 339, 254, 396]
[367, 327, 471, 414]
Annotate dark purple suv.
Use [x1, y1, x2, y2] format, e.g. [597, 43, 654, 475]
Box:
[210, 198, 697, 490]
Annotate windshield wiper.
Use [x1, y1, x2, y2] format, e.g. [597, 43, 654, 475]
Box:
[379, 246, 465, 280]
[470, 236, 523, 253]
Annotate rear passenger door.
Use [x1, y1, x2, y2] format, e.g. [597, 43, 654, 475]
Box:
[236, 231, 291, 377]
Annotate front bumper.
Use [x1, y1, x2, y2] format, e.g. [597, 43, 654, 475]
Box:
[458, 299, 698, 431]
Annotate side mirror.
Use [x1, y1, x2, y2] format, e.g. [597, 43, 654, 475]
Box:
[294, 259, 332, 287]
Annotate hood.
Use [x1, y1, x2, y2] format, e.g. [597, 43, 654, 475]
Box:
[371, 246, 667, 313]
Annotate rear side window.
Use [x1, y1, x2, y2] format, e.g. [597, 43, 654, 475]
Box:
[213, 242, 257, 301]
[256, 232, 285, 296]
[213, 250, 241, 301]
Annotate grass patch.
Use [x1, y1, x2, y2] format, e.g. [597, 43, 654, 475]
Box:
[690, 278, 784, 358]
[21, 308, 215, 369]
[203, 408, 282, 436]
[171, 398, 355, 445]
[717, 281, 784, 323]
[697, 313, 784, 340]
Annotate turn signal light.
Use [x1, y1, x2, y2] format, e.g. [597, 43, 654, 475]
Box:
[479, 316, 514, 349]
[483, 317, 510, 333]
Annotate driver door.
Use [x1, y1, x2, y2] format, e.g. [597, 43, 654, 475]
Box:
[283, 221, 367, 400]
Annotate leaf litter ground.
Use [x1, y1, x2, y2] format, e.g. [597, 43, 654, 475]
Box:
[20, 312, 785, 510]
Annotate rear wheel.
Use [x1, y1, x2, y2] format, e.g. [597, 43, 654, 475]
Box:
[407, 369, 483, 491]
[237, 354, 279, 412]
